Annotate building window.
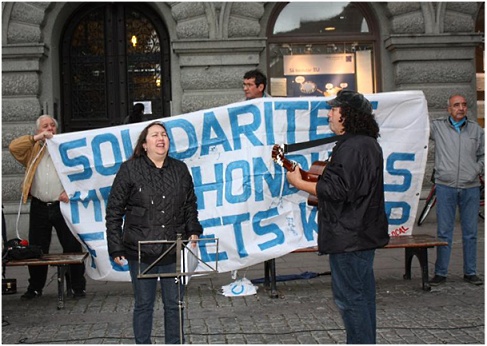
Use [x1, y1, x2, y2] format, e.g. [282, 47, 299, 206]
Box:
[267, 2, 380, 98]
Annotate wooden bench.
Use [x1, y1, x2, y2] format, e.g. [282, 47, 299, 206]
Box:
[263, 234, 448, 297]
[4, 252, 88, 309]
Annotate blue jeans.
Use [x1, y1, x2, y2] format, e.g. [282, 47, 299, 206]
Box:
[128, 260, 184, 344]
[435, 184, 480, 277]
[329, 250, 376, 344]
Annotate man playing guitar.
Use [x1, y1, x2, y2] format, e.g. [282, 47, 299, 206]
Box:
[286, 90, 389, 344]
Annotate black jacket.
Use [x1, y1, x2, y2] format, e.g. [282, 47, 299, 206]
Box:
[316, 135, 389, 254]
[106, 155, 203, 264]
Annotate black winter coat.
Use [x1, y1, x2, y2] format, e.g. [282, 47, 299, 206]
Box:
[316, 135, 389, 254]
[106, 155, 203, 264]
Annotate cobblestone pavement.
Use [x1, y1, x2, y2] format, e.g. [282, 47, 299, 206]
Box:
[2, 219, 484, 344]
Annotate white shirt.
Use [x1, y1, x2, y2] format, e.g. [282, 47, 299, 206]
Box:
[30, 149, 64, 202]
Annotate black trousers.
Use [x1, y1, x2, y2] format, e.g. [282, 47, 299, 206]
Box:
[27, 197, 86, 291]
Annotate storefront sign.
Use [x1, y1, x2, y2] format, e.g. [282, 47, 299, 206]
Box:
[284, 54, 356, 97]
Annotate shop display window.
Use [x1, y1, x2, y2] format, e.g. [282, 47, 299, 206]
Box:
[267, 2, 379, 97]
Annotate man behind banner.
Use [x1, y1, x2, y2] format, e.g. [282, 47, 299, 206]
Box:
[9, 115, 86, 300]
[242, 69, 270, 100]
[286, 90, 389, 344]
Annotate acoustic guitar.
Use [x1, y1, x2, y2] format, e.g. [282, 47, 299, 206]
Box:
[271, 144, 327, 206]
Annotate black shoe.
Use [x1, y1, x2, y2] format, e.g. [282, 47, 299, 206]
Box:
[72, 289, 86, 298]
[20, 289, 42, 300]
[429, 275, 447, 286]
[464, 275, 483, 286]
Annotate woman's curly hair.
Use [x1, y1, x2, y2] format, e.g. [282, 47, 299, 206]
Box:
[340, 105, 380, 139]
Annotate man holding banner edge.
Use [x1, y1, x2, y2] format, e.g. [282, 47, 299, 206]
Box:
[9, 115, 87, 300]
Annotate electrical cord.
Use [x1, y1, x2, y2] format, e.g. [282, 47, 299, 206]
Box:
[14, 141, 46, 240]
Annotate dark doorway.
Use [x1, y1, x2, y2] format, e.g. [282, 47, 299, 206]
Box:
[475, 2, 484, 128]
[61, 3, 171, 132]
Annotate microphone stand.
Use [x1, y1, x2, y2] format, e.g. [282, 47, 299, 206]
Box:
[137, 234, 219, 344]
[175, 233, 183, 344]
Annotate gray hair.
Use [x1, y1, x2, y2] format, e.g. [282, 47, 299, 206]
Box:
[447, 94, 467, 107]
[36, 115, 58, 131]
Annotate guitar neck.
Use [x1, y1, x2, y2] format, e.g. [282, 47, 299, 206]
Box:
[273, 144, 323, 183]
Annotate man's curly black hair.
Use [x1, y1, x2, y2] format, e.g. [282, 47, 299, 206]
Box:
[339, 105, 380, 139]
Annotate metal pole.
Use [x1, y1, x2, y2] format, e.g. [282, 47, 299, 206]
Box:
[176, 234, 183, 344]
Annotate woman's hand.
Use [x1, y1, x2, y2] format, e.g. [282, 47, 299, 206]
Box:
[189, 235, 199, 248]
[114, 256, 127, 266]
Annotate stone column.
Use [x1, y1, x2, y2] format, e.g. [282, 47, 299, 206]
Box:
[173, 39, 266, 114]
[168, 2, 267, 114]
[2, 44, 48, 233]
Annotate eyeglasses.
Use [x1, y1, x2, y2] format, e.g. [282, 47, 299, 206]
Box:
[242, 83, 256, 88]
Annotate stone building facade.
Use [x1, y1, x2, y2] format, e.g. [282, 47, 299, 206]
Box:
[2, 2, 484, 231]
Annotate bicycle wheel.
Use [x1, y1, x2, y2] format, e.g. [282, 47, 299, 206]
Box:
[417, 185, 437, 226]
[479, 198, 484, 220]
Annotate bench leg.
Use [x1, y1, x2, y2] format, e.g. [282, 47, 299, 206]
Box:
[57, 265, 66, 310]
[264, 260, 270, 289]
[263, 259, 279, 298]
[403, 249, 413, 280]
[269, 259, 279, 298]
[65, 267, 73, 297]
[404, 248, 431, 291]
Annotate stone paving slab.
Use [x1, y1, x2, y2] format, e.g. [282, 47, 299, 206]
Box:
[2, 219, 484, 344]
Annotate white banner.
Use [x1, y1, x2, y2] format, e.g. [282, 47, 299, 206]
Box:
[47, 90, 429, 281]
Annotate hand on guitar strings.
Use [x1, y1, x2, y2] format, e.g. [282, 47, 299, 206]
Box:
[286, 164, 317, 197]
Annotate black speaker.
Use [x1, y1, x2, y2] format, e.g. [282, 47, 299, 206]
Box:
[2, 278, 17, 294]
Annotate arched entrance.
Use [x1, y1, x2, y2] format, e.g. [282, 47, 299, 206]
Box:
[266, 2, 380, 97]
[61, 3, 171, 132]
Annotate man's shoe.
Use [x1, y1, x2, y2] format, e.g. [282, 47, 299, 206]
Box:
[20, 289, 42, 300]
[72, 289, 86, 298]
[429, 275, 447, 286]
[464, 275, 483, 286]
